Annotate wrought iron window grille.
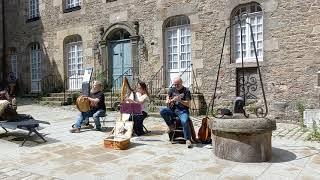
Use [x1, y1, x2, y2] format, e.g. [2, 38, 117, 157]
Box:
[63, 6, 81, 13]
[26, 16, 40, 23]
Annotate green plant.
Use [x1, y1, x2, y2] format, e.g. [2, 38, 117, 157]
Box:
[71, 92, 81, 104]
[296, 101, 306, 127]
[306, 120, 320, 142]
[246, 104, 258, 114]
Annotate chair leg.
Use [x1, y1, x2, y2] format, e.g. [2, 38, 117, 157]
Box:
[142, 124, 150, 134]
[101, 117, 106, 127]
[170, 131, 175, 144]
[2, 127, 8, 133]
[20, 130, 33, 147]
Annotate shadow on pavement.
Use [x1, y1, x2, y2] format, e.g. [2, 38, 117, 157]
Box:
[271, 147, 297, 163]
[0, 131, 60, 147]
[129, 142, 146, 148]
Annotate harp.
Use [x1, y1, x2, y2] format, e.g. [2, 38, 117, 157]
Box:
[104, 76, 136, 150]
[120, 76, 136, 102]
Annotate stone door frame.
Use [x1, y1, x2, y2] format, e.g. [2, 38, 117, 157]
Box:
[99, 22, 139, 86]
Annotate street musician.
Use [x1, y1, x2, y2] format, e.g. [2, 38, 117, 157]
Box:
[160, 76, 192, 148]
[70, 80, 106, 133]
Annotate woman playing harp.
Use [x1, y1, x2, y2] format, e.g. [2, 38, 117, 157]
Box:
[124, 81, 150, 136]
[70, 80, 106, 133]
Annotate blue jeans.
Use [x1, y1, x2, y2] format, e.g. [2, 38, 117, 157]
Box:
[75, 109, 106, 129]
[160, 107, 191, 140]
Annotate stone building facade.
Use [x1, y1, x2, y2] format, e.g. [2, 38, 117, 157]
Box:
[0, 0, 3, 80]
[1, 0, 320, 121]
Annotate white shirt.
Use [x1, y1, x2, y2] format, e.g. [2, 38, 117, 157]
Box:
[136, 92, 150, 113]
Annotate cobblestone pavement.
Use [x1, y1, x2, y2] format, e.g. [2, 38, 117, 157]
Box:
[0, 100, 320, 180]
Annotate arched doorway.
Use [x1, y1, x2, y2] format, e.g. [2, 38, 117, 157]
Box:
[109, 29, 132, 88]
[99, 22, 140, 90]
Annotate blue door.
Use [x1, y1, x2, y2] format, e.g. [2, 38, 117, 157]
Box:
[110, 40, 132, 89]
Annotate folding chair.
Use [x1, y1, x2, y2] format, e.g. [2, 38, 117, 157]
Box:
[168, 117, 197, 144]
[0, 119, 50, 146]
[72, 113, 109, 129]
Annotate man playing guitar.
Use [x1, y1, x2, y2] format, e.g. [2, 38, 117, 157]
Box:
[160, 76, 192, 148]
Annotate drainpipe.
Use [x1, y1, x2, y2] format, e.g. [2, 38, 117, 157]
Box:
[1, 0, 6, 81]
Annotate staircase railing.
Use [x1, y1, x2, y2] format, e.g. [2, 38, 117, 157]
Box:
[178, 63, 200, 93]
[177, 63, 202, 115]
[41, 74, 62, 95]
[147, 65, 164, 97]
[63, 73, 83, 105]
[93, 69, 109, 92]
[110, 67, 133, 110]
[179, 63, 202, 115]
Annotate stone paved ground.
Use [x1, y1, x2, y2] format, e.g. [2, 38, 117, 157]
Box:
[0, 99, 320, 180]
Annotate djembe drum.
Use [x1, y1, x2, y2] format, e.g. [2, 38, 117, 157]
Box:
[76, 95, 90, 112]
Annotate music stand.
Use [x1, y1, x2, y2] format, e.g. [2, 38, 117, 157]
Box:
[82, 67, 93, 96]
[120, 102, 143, 118]
[120, 102, 144, 135]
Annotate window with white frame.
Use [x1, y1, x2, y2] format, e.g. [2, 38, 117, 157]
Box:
[66, 35, 83, 77]
[232, 3, 263, 63]
[10, 54, 18, 78]
[165, 15, 192, 87]
[66, 0, 81, 9]
[30, 43, 41, 81]
[28, 0, 39, 19]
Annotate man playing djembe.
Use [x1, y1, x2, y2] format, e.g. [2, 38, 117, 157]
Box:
[160, 76, 192, 148]
[70, 80, 106, 133]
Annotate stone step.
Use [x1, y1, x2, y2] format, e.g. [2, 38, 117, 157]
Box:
[22, 94, 39, 98]
[48, 92, 116, 97]
[149, 105, 166, 113]
[48, 93, 73, 98]
[39, 101, 64, 106]
[41, 96, 66, 101]
[147, 112, 162, 118]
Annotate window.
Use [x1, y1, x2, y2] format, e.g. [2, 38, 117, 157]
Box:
[64, 35, 83, 90]
[10, 54, 18, 78]
[165, 15, 192, 87]
[318, 71, 320, 87]
[65, 35, 83, 77]
[30, 43, 42, 92]
[28, 0, 39, 19]
[30, 43, 41, 80]
[232, 3, 263, 63]
[66, 0, 81, 9]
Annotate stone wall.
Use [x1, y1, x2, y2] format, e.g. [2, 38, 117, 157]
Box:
[0, 0, 3, 81]
[3, 0, 320, 122]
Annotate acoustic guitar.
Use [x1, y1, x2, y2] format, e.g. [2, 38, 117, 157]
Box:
[198, 117, 212, 144]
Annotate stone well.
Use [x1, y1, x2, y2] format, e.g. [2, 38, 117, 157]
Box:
[210, 117, 276, 162]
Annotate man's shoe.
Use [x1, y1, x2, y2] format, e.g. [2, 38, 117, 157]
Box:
[95, 127, 102, 131]
[186, 140, 192, 148]
[165, 124, 175, 133]
[83, 124, 94, 129]
[70, 128, 80, 133]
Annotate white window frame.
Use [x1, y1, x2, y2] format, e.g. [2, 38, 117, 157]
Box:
[233, 4, 263, 63]
[166, 26, 192, 72]
[67, 41, 83, 77]
[165, 16, 192, 87]
[10, 54, 18, 79]
[28, 0, 39, 19]
[66, 0, 82, 9]
[30, 43, 42, 92]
